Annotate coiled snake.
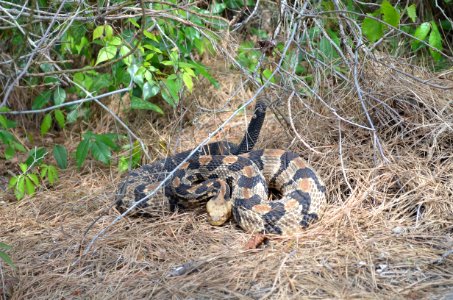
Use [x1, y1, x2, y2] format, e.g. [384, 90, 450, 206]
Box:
[116, 99, 327, 234]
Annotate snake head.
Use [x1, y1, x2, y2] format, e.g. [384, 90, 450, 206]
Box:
[206, 196, 233, 226]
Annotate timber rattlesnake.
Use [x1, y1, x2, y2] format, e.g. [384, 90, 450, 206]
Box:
[115, 99, 327, 234]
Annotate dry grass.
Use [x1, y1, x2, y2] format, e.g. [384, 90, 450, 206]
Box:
[1, 57, 453, 299]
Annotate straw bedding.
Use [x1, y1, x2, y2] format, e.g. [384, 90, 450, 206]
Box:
[0, 58, 452, 299]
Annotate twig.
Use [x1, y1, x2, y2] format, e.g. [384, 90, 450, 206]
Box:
[287, 91, 321, 153]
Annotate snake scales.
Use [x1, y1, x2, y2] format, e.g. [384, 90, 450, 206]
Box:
[115, 99, 327, 234]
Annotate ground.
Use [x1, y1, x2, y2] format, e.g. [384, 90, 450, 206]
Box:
[1, 58, 452, 299]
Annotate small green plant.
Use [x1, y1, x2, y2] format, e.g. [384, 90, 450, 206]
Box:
[75, 131, 121, 168]
[0, 107, 26, 159]
[118, 141, 143, 173]
[0, 242, 15, 269]
[8, 148, 61, 200]
[8, 163, 41, 200]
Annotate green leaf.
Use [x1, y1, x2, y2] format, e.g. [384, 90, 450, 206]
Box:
[53, 145, 68, 169]
[28, 173, 39, 186]
[428, 21, 443, 61]
[143, 30, 158, 42]
[262, 69, 276, 83]
[25, 177, 36, 195]
[47, 165, 58, 185]
[131, 96, 164, 114]
[132, 142, 142, 165]
[411, 22, 431, 50]
[4, 146, 15, 160]
[15, 176, 25, 200]
[104, 25, 114, 39]
[40, 113, 52, 136]
[161, 60, 174, 66]
[91, 140, 111, 164]
[40, 165, 48, 179]
[0, 115, 7, 129]
[211, 3, 226, 14]
[127, 64, 143, 86]
[142, 81, 160, 100]
[32, 90, 52, 110]
[82, 130, 94, 140]
[0, 110, 16, 129]
[0, 130, 14, 144]
[128, 18, 140, 28]
[144, 70, 153, 83]
[381, 0, 400, 28]
[90, 73, 111, 93]
[54, 109, 65, 128]
[94, 134, 120, 150]
[66, 109, 78, 123]
[362, 15, 384, 43]
[39, 63, 54, 72]
[76, 36, 89, 54]
[181, 61, 219, 89]
[19, 163, 27, 173]
[95, 46, 117, 65]
[0, 242, 12, 250]
[120, 46, 132, 66]
[44, 76, 59, 84]
[53, 87, 66, 105]
[182, 72, 194, 92]
[161, 75, 180, 107]
[8, 176, 18, 189]
[76, 139, 90, 168]
[143, 43, 162, 53]
[74, 72, 93, 91]
[0, 250, 15, 269]
[407, 4, 417, 22]
[93, 26, 104, 40]
[108, 36, 122, 46]
[12, 141, 26, 153]
[118, 156, 129, 173]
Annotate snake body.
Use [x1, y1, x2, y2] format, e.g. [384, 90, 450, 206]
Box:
[115, 99, 327, 234]
[171, 149, 326, 234]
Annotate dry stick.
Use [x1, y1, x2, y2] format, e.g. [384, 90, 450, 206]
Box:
[0, 88, 129, 115]
[1, 0, 69, 107]
[352, 29, 388, 163]
[287, 91, 321, 153]
[231, 0, 260, 32]
[332, 0, 355, 60]
[435, 0, 453, 26]
[338, 120, 353, 192]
